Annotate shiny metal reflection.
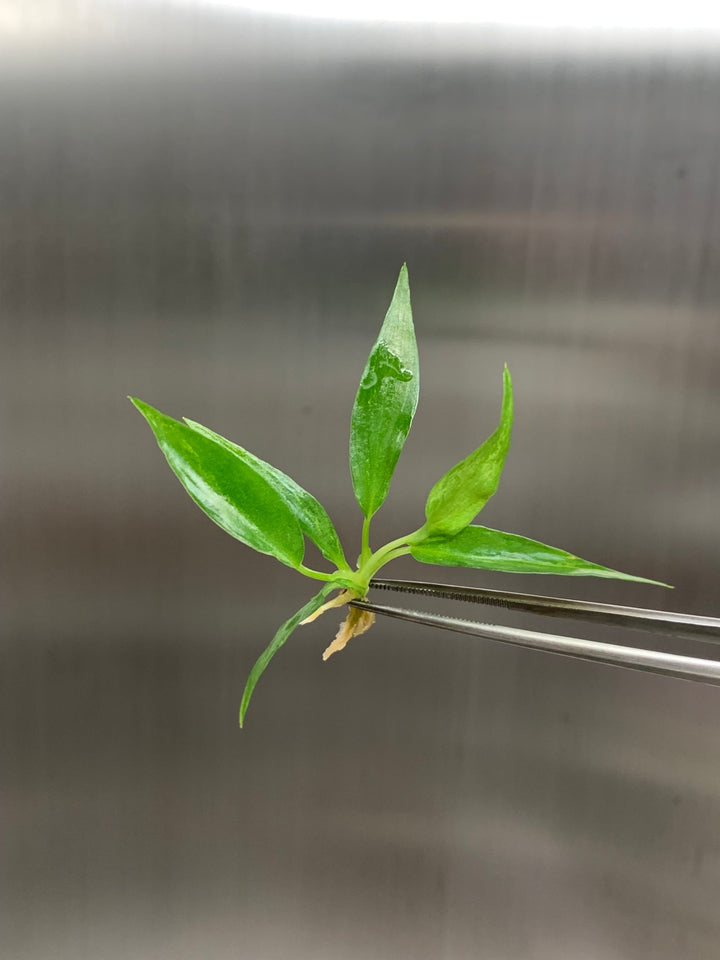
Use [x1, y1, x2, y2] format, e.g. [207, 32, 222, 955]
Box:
[350, 598, 720, 686]
[369, 578, 720, 644]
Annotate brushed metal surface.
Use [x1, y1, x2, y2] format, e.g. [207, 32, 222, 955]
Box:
[4, 5, 720, 959]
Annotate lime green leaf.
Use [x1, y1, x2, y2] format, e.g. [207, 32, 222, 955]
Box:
[424, 366, 513, 538]
[130, 398, 305, 569]
[240, 583, 337, 727]
[350, 264, 419, 519]
[184, 418, 347, 570]
[411, 524, 670, 585]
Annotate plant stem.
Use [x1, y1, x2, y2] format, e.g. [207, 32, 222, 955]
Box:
[369, 526, 426, 564]
[360, 515, 372, 565]
[299, 524, 427, 592]
[351, 525, 427, 592]
[375, 545, 412, 567]
[296, 565, 337, 582]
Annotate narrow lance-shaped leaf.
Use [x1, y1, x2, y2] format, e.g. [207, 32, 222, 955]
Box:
[411, 524, 670, 586]
[350, 264, 419, 519]
[240, 583, 337, 727]
[130, 398, 305, 570]
[184, 418, 348, 570]
[424, 365, 513, 538]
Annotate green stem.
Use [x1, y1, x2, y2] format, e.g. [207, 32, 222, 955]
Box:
[375, 544, 412, 567]
[368, 543, 413, 574]
[296, 565, 336, 582]
[352, 525, 427, 592]
[369, 526, 426, 565]
[360, 515, 372, 565]
[299, 525, 428, 593]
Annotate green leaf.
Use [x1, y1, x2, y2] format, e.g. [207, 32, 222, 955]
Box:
[184, 418, 348, 570]
[350, 264, 419, 519]
[411, 524, 670, 585]
[240, 583, 337, 727]
[424, 365, 513, 538]
[130, 398, 305, 569]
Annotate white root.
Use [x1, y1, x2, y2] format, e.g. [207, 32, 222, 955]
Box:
[300, 589, 356, 624]
[299, 586, 376, 660]
[322, 606, 376, 661]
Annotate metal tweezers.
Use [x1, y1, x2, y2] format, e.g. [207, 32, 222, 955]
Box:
[349, 579, 720, 686]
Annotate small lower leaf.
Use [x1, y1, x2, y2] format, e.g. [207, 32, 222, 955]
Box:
[411, 524, 670, 586]
[240, 584, 337, 727]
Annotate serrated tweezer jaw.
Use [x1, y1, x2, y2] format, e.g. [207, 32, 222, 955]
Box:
[347, 578, 720, 688]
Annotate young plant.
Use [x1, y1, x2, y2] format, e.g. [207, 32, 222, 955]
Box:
[130, 265, 667, 726]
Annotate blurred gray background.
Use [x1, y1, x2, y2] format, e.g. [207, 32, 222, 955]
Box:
[3, 3, 720, 959]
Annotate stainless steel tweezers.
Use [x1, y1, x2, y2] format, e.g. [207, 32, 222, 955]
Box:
[348, 579, 720, 687]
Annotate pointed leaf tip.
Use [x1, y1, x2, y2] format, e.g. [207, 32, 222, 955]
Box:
[424, 365, 513, 538]
[130, 398, 306, 570]
[412, 524, 670, 586]
[349, 266, 420, 519]
[239, 584, 336, 727]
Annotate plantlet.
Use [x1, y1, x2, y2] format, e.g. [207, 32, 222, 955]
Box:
[130, 265, 667, 726]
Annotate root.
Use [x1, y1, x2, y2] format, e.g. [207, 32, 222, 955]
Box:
[323, 606, 376, 660]
[300, 589, 356, 624]
[298, 586, 376, 660]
